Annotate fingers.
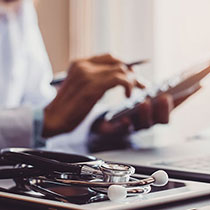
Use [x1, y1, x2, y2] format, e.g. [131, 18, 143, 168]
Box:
[88, 54, 122, 65]
[69, 55, 146, 102]
[110, 117, 132, 134]
[111, 74, 133, 97]
[97, 117, 132, 135]
[100, 64, 145, 97]
[134, 98, 153, 130]
[152, 94, 173, 124]
[135, 80, 145, 89]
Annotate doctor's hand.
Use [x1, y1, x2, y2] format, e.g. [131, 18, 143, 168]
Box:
[92, 93, 173, 136]
[42, 54, 144, 138]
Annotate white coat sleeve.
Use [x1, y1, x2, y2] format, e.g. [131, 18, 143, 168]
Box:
[0, 107, 33, 149]
[0, 0, 55, 149]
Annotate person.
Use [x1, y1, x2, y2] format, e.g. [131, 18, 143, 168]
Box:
[0, 0, 172, 153]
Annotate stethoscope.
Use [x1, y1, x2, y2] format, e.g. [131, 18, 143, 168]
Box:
[0, 148, 168, 202]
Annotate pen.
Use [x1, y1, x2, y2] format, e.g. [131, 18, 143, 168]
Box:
[50, 59, 149, 86]
[125, 59, 149, 68]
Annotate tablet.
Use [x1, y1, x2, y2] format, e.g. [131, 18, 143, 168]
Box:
[105, 64, 210, 125]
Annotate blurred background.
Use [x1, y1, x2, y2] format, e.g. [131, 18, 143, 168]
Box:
[36, 0, 210, 147]
[36, 0, 210, 79]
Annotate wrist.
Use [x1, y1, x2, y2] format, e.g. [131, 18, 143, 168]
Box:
[42, 106, 59, 138]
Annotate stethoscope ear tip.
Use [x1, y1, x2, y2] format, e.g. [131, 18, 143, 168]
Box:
[151, 170, 169, 186]
[107, 185, 127, 201]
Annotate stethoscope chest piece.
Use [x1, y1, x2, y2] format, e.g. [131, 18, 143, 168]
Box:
[90, 162, 151, 200]
[100, 162, 135, 183]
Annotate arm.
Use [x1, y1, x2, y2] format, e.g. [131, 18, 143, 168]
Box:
[42, 54, 144, 138]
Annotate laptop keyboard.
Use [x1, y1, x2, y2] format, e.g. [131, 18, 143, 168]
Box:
[155, 155, 210, 172]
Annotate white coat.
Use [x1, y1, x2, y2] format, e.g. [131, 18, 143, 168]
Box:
[0, 0, 101, 153]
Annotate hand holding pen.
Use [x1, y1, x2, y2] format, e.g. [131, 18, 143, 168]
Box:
[50, 58, 148, 87]
[44, 54, 147, 137]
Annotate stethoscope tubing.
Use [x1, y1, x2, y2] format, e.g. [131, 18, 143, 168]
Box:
[2, 151, 82, 174]
[0, 167, 47, 179]
[39, 177, 155, 188]
[0, 148, 102, 179]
